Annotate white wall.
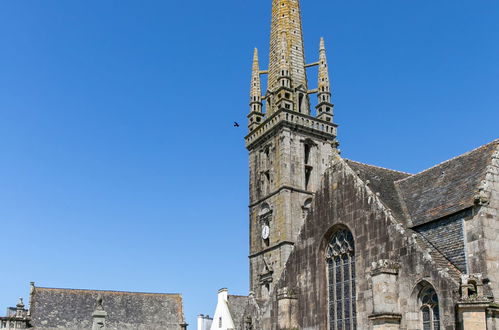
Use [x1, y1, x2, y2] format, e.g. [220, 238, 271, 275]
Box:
[209, 289, 235, 330]
[197, 314, 213, 330]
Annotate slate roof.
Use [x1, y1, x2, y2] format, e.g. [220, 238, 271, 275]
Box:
[29, 286, 185, 330]
[395, 139, 498, 226]
[227, 295, 249, 329]
[343, 139, 498, 281]
[411, 228, 463, 282]
[346, 140, 498, 227]
[344, 159, 411, 219]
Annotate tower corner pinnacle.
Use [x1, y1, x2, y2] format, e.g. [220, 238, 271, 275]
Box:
[248, 47, 264, 131]
[316, 37, 334, 122]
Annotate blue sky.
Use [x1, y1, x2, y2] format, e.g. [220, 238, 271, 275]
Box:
[0, 0, 498, 326]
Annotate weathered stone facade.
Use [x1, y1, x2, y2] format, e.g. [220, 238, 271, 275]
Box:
[246, 0, 338, 302]
[239, 1, 499, 329]
[240, 142, 499, 329]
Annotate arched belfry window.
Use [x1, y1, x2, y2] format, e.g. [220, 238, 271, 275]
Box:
[420, 285, 440, 330]
[326, 228, 356, 330]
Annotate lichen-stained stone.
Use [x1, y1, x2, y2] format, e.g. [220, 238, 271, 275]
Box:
[260, 157, 463, 329]
[240, 140, 499, 329]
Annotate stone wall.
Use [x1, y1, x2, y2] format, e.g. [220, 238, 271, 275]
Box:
[248, 125, 335, 299]
[263, 158, 462, 329]
[466, 144, 499, 300]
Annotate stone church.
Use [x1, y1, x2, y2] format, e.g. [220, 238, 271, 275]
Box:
[207, 0, 499, 329]
[3, 0, 499, 329]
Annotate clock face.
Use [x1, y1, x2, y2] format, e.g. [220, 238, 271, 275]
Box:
[261, 225, 270, 240]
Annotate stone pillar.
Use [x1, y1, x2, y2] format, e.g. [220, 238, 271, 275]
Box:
[486, 306, 499, 329]
[368, 260, 401, 330]
[92, 295, 107, 330]
[458, 303, 488, 329]
[457, 274, 491, 330]
[277, 287, 298, 330]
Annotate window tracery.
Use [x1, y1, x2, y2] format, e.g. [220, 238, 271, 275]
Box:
[420, 286, 440, 330]
[326, 229, 356, 330]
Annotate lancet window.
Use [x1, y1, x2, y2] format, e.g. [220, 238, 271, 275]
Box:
[420, 286, 440, 330]
[326, 228, 356, 330]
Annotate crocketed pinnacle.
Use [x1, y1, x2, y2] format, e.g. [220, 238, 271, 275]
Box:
[268, 0, 307, 91]
[318, 37, 331, 94]
[250, 48, 262, 106]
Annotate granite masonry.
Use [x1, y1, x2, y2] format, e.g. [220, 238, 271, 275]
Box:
[233, 0, 499, 329]
[3, 0, 499, 329]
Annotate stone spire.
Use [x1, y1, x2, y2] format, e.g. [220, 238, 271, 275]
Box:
[245, 0, 338, 302]
[316, 37, 334, 122]
[268, 0, 307, 91]
[248, 48, 264, 131]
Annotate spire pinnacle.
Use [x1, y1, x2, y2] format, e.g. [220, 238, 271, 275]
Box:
[318, 37, 330, 92]
[316, 37, 333, 122]
[252, 48, 260, 73]
[251, 48, 262, 102]
[248, 48, 264, 130]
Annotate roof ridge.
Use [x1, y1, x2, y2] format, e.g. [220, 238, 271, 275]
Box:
[344, 159, 412, 175]
[35, 287, 181, 296]
[396, 139, 498, 184]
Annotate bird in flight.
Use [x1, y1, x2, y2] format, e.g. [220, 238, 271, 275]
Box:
[233, 122, 240, 127]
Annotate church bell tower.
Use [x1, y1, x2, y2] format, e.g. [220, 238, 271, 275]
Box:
[246, 0, 338, 301]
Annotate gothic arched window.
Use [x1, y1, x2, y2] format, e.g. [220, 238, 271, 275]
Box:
[326, 228, 356, 330]
[420, 286, 440, 330]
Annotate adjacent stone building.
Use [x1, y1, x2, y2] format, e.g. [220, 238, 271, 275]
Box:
[1, 282, 187, 330]
[219, 0, 499, 329]
[0, 298, 28, 329]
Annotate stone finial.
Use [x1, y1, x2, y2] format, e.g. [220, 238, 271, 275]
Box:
[92, 295, 107, 330]
[96, 294, 104, 310]
[16, 297, 24, 309]
[15, 298, 25, 318]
